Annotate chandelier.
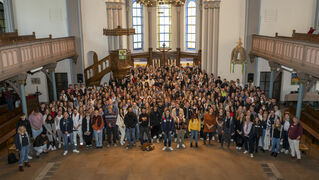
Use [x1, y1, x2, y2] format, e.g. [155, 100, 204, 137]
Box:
[136, 0, 186, 7]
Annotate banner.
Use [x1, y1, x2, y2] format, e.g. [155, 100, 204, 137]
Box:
[291, 72, 299, 85]
[119, 49, 127, 60]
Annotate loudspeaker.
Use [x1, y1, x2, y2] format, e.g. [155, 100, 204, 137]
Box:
[77, 74, 83, 83]
[248, 73, 254, 83]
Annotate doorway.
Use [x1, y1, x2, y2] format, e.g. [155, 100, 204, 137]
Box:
[47, 73, 68, 101]
[259, 71, 282, 101]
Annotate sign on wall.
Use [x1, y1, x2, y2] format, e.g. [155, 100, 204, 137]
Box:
[291, 72, 299, 85]
[119, 49, 127, 60]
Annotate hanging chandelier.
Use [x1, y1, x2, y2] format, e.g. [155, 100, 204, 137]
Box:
[136, 0, 185, 7]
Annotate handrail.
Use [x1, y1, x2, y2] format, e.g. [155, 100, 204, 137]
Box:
[251, 34, 319, 78]
[0, 36, 77, 81]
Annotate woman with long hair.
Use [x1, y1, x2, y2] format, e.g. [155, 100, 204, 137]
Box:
[188, 113, 201, 148]
[15, 126, 31, 171]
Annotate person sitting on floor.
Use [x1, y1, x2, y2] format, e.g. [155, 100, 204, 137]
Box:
[33, 131, 48, 158]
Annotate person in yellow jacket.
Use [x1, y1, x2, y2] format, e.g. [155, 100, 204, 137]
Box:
[188, 114, 201, 148]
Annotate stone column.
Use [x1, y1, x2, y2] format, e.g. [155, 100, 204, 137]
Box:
[202, 0, 220, 75]
[295, 72, 309, 120]
[176, 7, 181, 48]
[113, 7, 119, 50]
[107, 4, 114, 52]
[19, 80, 27, 116]
[118, 5, 123, 49]
[148, 7, 153, 49]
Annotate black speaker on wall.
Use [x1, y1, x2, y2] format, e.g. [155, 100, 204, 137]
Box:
[248, 73, 254, 83]
[77, 73, 83, 83]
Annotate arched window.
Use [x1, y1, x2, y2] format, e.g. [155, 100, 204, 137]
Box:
[0, 2, 6, 33]
[186, 0, 196, 49]
[132, 1, 143, 50]
[157, 4, 171, 48]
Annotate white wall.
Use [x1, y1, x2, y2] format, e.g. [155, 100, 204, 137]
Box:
[257, 0, 316, 101]
[12, 0, 71, 102]
[217, 0, 246, 81]
[81, 0, 109, 68]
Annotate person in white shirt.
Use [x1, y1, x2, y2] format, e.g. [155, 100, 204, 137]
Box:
[55, 110, 64, 149]
[72, 109, 84, 146]
[274, 105, 281, 121]
[117, 108, 126, 146]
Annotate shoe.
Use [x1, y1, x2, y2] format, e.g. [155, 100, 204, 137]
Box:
[48, 145, 52, 151]
[24, 162, 31, 167]
[190, 143, 193, 148]
[114, 144, 117, 147]
[73, 149, 80, 153]
[174, 138, 177, 143]
[52, 146, 56, 151]
[126, 146, 129, 150]
[58, 143, 62, 149]
[281, 149, 285, 153]
[195, 143, 198, 148]
[36, 155, 40, 159]
[74, 144, 78, 147]
[261, 148, 265, 153]
[19, 166, 24, 172]
[243, 150, 248, 154]
[63, 151, 68, 156]
[162, 147, 167, 151]
[296, 159, 301, 163]
[28, 155, 33, 160]
[157, 139, 160, 143]
[177, 144, 180, 149]
[182, 144, 186, 149]
[285, 150, 289, 154]
[274, 153, 278, 157]
[107, 144, 110, 148]
[212, 136, 215, 141]
[271, 152, 274, 156]
[236, 146, 239, 150]
[238, 147, 242, 150]
[168, 147, 173, 151]
[250, 154, 254, 158]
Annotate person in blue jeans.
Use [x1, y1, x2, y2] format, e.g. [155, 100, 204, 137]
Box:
[260, 113, 268, 152]
[124, 106, 138, 149]
[60, 111, 80, 156]
[15, 126, 31, 172]
[161, 110, 175, 151]
[271, 118, 282, 157]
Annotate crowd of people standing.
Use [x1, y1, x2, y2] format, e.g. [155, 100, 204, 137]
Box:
[14, 65, 303, 172]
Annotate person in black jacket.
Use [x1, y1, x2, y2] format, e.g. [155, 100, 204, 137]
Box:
[150, 106, 162, 143]
[161, 109, 175, 151]
[139, 107, 150, 146]
[15, 126, 31, 171]
[16, 113, 32, 136]
[222, 111, 234, 149]
[60, 112, 79, 155]
[33, 132, 48, 158]
[124, 106, 137, 149]
[82, 111, 93, 148]
[252, 116, 263, 153]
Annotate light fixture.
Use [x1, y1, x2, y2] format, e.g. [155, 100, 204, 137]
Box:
[30, 67, 43, 73]
[281, 65, 293, 72]
[136, 0, 185, 7]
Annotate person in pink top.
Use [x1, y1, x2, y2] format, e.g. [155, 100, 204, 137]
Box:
[29, 108, 44, 139]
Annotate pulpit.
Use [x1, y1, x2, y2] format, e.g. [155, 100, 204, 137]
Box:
[109, 49, 133, 79]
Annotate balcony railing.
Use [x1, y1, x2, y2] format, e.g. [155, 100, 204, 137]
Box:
[250, 34, 319, 78]
[0, 37, 77, 81]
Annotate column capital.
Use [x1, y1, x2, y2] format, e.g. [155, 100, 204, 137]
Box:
[268, 61, 280, 71]
[203, 0, 221, 9]
[296, 72, 312, 84]
[43, 63, 57, 73]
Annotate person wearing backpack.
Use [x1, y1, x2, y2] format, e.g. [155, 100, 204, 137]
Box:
[15, 126, 31, 172]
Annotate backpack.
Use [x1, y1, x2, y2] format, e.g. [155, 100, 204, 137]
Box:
[8, 153, 18, 164]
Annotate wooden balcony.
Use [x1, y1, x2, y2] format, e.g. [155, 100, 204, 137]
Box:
[0, 36, 77, 81]
[250, 34, 319, 78]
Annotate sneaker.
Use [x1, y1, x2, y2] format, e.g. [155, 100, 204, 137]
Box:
[114, 144, 117, 147]
[280, 149, 285, 153]
[63, 151, 68, 156]
[52, 146, 57, 151]
[182, 144, 186, 149]
[74, 144, 77, 147]
[243, 150, 248, 154]
[174, 138, 177, 142]
[212, 136, 215, 141]
[58, 143, 62, 149]
[162, 147, 167, 151]
[168, 147, 173, 151]
[73, 149, 80, 153]
[28, 155, 33, 160]
[274, 153, 278, 157]
[236, 146, 239, 150]
[250, 154, 254, 158]
[157, 139, 160, 144]
[177, 144, 180, 149]
[48, 145, 52, 151]
[285, 150, 289, 154]
[238, 147, 242, 150]
[107, 144, 110, 148]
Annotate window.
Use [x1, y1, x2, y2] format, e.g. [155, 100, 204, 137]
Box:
[157, 4, 171, 48]
[0, 2, 6, 33]
[132, 1, 143, 50]
[186, 0, 196, 49]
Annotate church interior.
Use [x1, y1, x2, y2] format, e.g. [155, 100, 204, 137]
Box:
[0, 0, 319, 179]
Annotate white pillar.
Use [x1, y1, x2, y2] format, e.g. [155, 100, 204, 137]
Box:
[212, 7, 220, 76]
[201, 6, 208, 71]
[107, 6, 113, 52]
[207, 8, 213, 75]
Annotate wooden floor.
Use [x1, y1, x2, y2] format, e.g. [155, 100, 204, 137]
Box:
[0, 140, 319, 180]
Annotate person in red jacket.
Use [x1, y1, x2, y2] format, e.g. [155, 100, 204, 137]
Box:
[92, 110, 104, 148]
[288, 116, 303, 161]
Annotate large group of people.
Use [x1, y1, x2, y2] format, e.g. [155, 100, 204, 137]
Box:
[14, 65, 303, 172]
